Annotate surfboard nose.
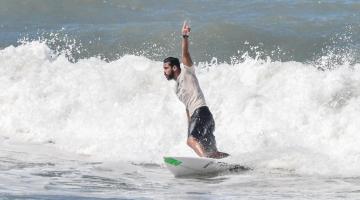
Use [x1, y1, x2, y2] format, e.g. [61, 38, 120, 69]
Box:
[164, 157, 182, 166]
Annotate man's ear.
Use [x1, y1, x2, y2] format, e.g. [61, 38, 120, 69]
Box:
[172, 66, 177, 71]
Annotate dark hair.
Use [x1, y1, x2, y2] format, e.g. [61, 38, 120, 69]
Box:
[163, 57, 180, 69]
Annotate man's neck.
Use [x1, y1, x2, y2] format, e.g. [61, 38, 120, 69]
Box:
[174, 68, 181, 80]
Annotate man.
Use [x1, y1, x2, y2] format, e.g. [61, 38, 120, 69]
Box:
[163, 22, 229, 159]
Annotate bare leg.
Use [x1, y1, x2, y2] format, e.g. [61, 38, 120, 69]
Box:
[187, 136, 207, 157]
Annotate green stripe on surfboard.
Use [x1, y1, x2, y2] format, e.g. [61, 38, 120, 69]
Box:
[164, 157, 182, 166]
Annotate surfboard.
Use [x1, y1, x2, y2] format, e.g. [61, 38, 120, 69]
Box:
[164, 156, 248, 177]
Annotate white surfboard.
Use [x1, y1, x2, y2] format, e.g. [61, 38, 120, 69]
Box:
[164, 156, 248, 177]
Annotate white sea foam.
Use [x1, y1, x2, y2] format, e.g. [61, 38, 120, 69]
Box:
[1, 42, 360, 176]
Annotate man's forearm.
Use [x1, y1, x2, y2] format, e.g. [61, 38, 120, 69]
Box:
[182, 37, 190, 57]
[182, 37, 193, 67]
[181, 22, 193, 67]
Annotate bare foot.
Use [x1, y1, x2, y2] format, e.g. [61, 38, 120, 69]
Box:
[207, 151, 230, 159]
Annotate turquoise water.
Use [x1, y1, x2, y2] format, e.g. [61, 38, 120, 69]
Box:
[1, 142, 360, 200]
[0, 0, 359, 64]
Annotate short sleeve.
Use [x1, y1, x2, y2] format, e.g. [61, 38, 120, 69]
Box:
[183, 64, 195, 74]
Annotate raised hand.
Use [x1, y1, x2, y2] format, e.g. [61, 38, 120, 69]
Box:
[182, 21, 191, 36]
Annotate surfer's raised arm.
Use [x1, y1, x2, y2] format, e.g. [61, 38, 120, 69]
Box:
[182, 21, 193, 67]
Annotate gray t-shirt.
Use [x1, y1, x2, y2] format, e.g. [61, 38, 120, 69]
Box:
[175, 65, 207, 116]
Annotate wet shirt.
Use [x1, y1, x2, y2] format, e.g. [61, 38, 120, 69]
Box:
[175, 65, 207, 116]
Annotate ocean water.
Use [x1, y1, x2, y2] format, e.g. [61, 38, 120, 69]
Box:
[1, 0, 360, 199]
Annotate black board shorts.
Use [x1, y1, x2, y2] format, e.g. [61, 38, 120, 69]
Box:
[188, 106, 218, 154]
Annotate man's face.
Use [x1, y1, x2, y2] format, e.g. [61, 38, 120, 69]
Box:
[163, 62, 175, 80]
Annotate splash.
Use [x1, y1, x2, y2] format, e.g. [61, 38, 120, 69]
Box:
[1, 41, 360, 176]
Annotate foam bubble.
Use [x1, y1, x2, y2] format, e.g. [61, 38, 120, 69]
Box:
[1, 41, 360, 176]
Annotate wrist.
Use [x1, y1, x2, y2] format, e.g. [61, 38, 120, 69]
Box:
[182, 35, 189, 39]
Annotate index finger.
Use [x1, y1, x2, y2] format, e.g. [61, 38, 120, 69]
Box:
[183, 21, 187, 29]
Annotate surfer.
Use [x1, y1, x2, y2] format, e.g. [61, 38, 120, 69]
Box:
[163, 22, 229, 159]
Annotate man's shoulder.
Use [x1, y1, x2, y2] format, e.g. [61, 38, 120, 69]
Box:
[182, 64, 195, 73]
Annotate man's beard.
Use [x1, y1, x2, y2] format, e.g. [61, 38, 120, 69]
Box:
[165, 71, 174, 80]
